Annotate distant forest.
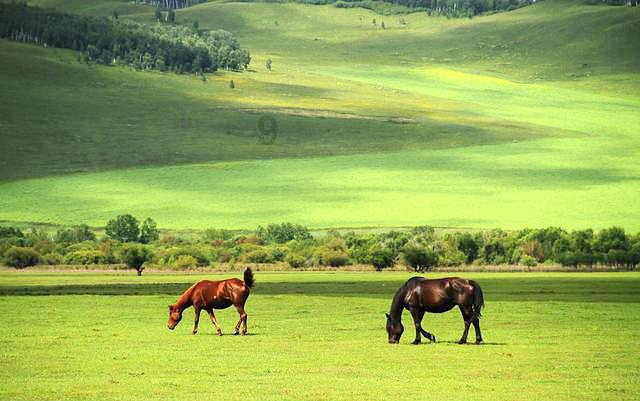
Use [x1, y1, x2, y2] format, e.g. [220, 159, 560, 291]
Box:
[0, 2, 251, 73]
[287, 0, 536, 16]
[134, 0, 207, 9]
[295, 0, 636, 16]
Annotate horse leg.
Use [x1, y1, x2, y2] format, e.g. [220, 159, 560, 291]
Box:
[472, 317, 483, 344]
[207, 309, 223, 336]
[409, 307, 424, 345]
[233, 304, 248, 336]
[458, 305, 473, 344]
[192, 307, 201, 335]
[420, 327, 436, 343]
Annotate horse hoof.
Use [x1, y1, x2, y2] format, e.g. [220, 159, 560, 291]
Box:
[458, 339, 467, 344]
[233, 331, 239, 336]
[476, 340, 483, 345]
[217, 331, 223, 336]
[192, 331, 198, 335]
[411, 340, 421, 345]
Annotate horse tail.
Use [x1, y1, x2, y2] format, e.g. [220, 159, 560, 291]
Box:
[470, 280, 484, 319]
[243, 267, 255, 289]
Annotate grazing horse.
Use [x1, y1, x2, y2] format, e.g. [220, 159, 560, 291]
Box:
[386, 276, 484, 345]
[167, 268, 254, 335]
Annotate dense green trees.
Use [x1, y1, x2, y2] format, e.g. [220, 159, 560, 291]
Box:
[136, 0, 207, 9]
[1, 220, 639, 271]
[120, 243, 153, 276]
[106, 215, 159, 243]
[0, 2, 251, 73]
[296, 0, 537, 16]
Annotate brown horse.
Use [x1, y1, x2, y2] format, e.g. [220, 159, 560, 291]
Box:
[167, 268, 254, 335]
[386, 276, 484, 345]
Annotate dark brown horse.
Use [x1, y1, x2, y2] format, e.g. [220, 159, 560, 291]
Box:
[386, 276, 484, 345]
[167, 268, 254, 335]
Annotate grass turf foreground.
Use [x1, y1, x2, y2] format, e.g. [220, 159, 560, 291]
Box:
[0, 271, 639, 401]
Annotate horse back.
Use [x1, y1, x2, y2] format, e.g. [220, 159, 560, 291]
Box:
[411, 277, 473, 312]
[191, 278, 249, 309]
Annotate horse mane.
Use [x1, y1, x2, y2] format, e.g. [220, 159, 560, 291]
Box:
[389, 284, 407, 322]
[389, 277, 424, 322]
[174, 281, 199, 310]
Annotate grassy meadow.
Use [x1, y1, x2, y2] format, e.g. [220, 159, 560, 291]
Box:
[1, 270, 639, 401]
[0, 0, 638, 230]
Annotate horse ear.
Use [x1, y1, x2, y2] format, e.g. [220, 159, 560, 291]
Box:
[385, 313, 391, 320]
[168, 304, 172, 311]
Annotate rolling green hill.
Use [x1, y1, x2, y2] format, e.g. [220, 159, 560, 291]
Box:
[0, 0, 638, 230]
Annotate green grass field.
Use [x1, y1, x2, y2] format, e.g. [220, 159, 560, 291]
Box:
[0, 0, 639, 230]
[1, 271, 639, 401]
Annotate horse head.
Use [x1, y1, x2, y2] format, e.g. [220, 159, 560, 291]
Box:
[167, 304, 183, 330]
[386, 312, 404, 344]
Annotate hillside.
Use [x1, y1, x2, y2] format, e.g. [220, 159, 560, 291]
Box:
[0, 0, 638, 230]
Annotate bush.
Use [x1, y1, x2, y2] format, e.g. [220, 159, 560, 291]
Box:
[320, 250, 350, 267]
[242, 248, 273, 264]
[174, 255, 198, 270]
[64, 249, 108, 265]
[402, 245, 437, 272]
[0, 226, 24, 239]
[41, 252, 63, 265]
[119, 243, 153, 276]
[520, 254, 538, 267]
[257, 223, 312, 244]
[557, 251, 577, 267]
[156, 246, 209, 267]
[439, 248, 466, 267]
[285, 253, 307, 268]
[369, 247, 395, 271]
[203, 228, 233, 241]
[55, 224, 96, 244]
[4, 246, 41, 268]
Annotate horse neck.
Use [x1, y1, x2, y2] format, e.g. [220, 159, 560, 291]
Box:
[175, 284, 196, 311]
[389, 286, 406, 322]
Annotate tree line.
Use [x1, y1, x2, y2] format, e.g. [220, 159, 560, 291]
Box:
[292, 0, 536, 16]
[134, 0, 207, 9]
[1, 220, 639, 274]
[0, 2, 251, 73]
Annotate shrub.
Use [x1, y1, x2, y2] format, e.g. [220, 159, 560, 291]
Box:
[557, 251, 577, 267]
[41, 252, 63, 265]
[439, 248, 466, 267]
[174, 255, 198, 270]
[64, 249, 108, 265]
[55, 224, 96, 244]
[0, 226, 24, 239]
[257, 223, 312, 244]
[156, 246, 209, 267]
[320, 250, 350, 267]
[285, 253, 306, 268]
[119, 243, 153, 276]
[520, 254, 538, 267]
[203, 228, 233, 241]
[369, 247, 395, 271]
[4, 246, 41, 268]
[402, 245, 438, 272]
[242, 248, 273, 264]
